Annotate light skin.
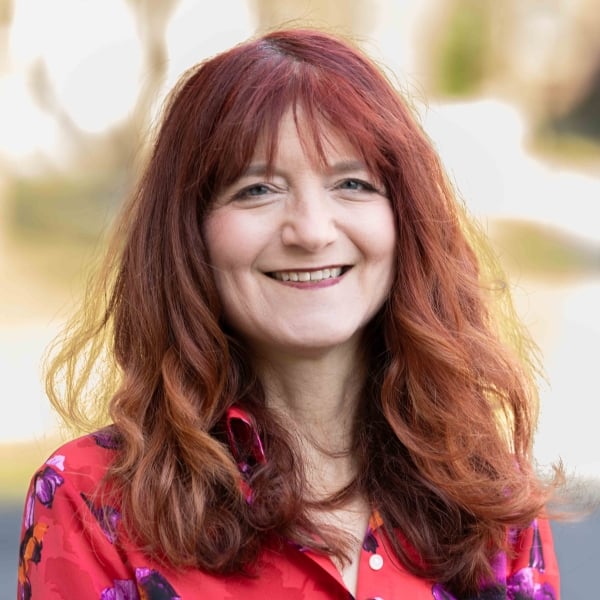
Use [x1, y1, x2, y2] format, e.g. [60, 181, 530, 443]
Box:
[203, 109, 397, 593]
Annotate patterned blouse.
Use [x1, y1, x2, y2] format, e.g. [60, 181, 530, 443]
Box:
[18, 407, 560, 599]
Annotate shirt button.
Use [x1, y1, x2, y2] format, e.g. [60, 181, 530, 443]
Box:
[368, 553, 384, 570]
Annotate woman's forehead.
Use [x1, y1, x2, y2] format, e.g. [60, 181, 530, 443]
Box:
[250, 107, 366, 170]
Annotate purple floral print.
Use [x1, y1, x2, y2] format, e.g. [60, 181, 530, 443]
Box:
[432, 519, 557, 599]
[34, 463, 64, 508]
[362, 528, 379, 553]
[529, 520, 545, 572]
[506, 569, 556, 599]
[432, 582, 506, 599]
[432, 584, 456, 599]
[135, 567, 181, 599]
[81, 493, 121, 543]
[18, 522, 48, 600]
[93, 427, 121, 450]
[503, 518, 556, 599]
[18, 456, 64, 600]
[101, 579, 139, 600]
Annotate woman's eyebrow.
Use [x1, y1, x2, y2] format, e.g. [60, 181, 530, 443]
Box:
[327, 160, 368, 174]
[241, 163, 271, 177]
[239, 159, 368, 179]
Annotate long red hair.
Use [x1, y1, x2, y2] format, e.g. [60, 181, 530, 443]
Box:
[45, 28, 558, 596]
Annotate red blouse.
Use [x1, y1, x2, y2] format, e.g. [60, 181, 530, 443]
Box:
[18, 409, 560, 599]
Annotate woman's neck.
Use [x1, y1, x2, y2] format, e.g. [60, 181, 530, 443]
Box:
[260, 350, 362, 434]
[253, 344, 372, 596]
[254, 345, 366, 495]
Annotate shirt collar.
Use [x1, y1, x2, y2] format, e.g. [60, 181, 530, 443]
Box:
[225, 406, 384, 535]
[225, 406, 267, 474]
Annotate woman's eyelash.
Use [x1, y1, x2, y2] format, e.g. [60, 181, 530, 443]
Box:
[233, 184, 272, 199]
[338, 178, 378, 192]
[231, 178, 381, 201]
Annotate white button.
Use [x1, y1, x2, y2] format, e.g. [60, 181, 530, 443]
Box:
[369, 553, 384, 570]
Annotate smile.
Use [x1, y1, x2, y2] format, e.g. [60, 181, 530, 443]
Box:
[269, 267, 346, 282]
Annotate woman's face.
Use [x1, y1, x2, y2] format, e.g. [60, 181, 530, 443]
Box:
[203, 110, 397, 359]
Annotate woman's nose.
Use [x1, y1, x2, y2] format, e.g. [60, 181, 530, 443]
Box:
[280, 191, 338, 251]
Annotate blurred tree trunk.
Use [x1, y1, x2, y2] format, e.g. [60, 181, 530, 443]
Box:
[414, 0, 495, 98]
[23, 0, 181, 169]
[0, 0, 13, 73]
[249, 0, 376, 38]
[7, 0, 183, 251]
[125, 0, 180, 128]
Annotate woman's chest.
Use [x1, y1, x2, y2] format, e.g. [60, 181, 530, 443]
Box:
[117, 534, 437, 600]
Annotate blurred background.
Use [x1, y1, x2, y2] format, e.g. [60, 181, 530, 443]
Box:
[1, 0, 599, 596]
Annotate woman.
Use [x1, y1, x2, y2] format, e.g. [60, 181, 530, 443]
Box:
[18, 28, 561, 599]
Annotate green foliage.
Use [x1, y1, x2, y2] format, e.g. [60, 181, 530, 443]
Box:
[8, 170, 125, 244]
[531, 126, 600, 170]
[548, 74, 600, 143]
[490, 219, 600, 280]
[433, 2, 490, 97]
[3, 169, 127, 290]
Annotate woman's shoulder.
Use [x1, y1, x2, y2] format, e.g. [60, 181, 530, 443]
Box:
[22, 426, 123, 544]
[500, 517, 560, 598]
[61, 426, 120, 451]
[48, 425, 120, 457]
[33, 426, 121, 491]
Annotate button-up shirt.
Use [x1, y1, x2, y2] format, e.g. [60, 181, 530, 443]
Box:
[18, 409, 560, 599]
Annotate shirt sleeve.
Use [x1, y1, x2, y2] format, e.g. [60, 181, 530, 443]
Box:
[17, 442, 135, 600]
[507, 517, 561, 599]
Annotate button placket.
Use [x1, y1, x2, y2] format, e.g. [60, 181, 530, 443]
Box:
[368, 553, 384, 571]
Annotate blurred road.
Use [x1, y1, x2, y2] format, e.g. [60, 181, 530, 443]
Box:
[2, 501, 598, 599]
[552, 511, 600, 599]
[1, 503, 22, 599]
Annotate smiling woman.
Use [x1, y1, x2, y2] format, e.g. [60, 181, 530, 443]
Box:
[17, 28, 563, 599]
[204, 110, 396, 356]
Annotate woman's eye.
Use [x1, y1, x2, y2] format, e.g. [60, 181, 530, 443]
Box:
[235, 184, 272, 199]
[337, 179, 376, 192]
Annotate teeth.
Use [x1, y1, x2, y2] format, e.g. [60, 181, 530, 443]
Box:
[272, 267, 343, 282]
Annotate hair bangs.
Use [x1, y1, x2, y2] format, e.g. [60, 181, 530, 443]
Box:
[195, 38, 399, 203]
